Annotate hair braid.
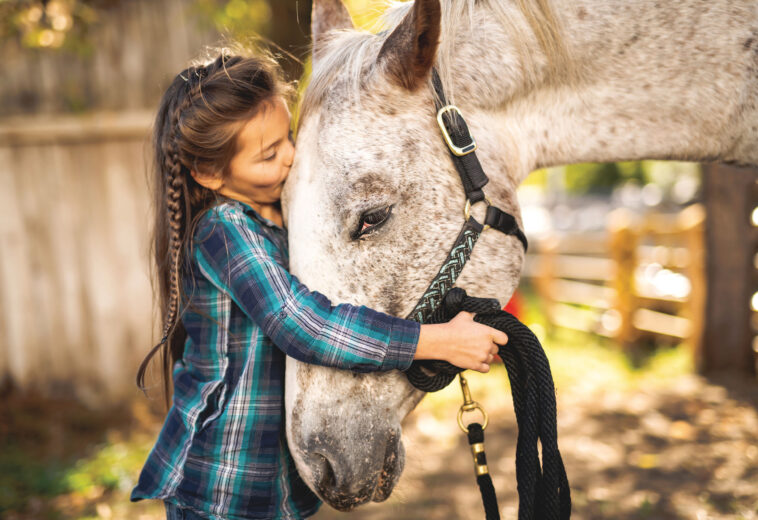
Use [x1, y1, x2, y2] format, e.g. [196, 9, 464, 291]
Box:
[162, 99, 190, 340]
[136, 80, 194, 398]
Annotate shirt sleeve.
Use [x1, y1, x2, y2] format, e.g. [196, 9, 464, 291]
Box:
[192, 207, 419, 372]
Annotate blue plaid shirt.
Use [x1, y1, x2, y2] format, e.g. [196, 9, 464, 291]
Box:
[131, 200, 420, 519]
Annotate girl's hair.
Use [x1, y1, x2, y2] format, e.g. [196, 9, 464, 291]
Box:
[137, 48, 291, 403]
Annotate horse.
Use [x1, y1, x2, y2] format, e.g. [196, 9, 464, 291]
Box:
[281, 0, 758, 511]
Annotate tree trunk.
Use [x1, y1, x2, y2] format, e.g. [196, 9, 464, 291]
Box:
[701, 163, 758, 376]
[267, 0, 312, 82]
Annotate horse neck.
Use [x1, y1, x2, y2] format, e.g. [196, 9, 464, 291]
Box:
[446, 0, 758, 182]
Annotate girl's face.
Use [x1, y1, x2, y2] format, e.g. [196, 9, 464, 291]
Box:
[217, 96, 295, 208]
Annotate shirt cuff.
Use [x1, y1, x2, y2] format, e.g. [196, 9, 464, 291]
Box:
[380, 317, 420, 371]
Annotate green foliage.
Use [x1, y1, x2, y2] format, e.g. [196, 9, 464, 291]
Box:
[0, 435, 152, 516]
[0, 0, 103, 53]
[191, 0, 271, 39]
[63, 441, 148, 494]
[522, 167, 548, 187]
[0, 445, 68, 512]
[532, 161, 702, 197]
[563, 161, 646, 194]
[0, 0, 275, 53]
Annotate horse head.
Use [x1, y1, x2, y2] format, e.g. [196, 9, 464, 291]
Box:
[283, 0, 758, 510]
[282, 0, 524, 510]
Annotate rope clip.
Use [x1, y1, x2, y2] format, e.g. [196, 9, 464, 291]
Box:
[457, 373, 489, 433]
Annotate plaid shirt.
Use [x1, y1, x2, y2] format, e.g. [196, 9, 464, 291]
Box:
[131, 200, 419, 519]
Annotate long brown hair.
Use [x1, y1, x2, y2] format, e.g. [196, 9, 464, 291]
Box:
[137, 48, 291, 404]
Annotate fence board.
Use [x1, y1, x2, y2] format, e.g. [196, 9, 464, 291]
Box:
[0, 115, 154, 404]
[540, 255, 615, 281]
[633, 308, 692, 339]
[549, 280, 614, 309]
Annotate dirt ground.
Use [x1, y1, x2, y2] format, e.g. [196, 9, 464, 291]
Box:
[3, 341, 758, 520]
[314, 371, 758, 520]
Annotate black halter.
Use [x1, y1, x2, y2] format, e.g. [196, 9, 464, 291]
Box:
[403, 71, 572, 520]
[406, 69, 528, 324]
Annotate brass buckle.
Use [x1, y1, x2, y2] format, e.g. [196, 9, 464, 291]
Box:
[436, 105, 477, 156]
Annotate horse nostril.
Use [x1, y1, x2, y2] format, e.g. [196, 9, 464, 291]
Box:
[311, 453, 336, 492]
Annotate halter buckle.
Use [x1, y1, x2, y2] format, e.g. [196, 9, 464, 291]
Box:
[436, 105, 478, 156]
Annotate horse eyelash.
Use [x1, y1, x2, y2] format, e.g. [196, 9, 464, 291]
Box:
[351, 205, 394, 240]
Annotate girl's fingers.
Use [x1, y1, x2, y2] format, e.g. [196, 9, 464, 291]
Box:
[492, 330, 508, 345]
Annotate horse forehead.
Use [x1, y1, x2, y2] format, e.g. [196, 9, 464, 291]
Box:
[316, 77, 431, 130]
[314, 104, 436, 176]
[319, 106, 414, 144]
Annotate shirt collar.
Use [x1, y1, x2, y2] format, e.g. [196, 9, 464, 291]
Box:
[223, 197, 284, 230]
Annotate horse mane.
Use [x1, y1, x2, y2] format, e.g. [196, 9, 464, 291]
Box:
[300, 0, 572, 121]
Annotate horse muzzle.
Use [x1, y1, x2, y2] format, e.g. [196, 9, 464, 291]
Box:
[304, 426, 404, 511]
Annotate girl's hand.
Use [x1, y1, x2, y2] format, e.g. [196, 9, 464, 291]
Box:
[415, 311, 508, 373]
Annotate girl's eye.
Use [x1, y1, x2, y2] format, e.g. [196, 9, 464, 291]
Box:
[352, 205, 393, 240]
[264, 151, 277, 161]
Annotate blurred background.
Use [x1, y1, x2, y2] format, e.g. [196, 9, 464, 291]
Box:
[1, 1, 757, 519]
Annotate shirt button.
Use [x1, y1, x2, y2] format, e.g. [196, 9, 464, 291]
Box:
[278, 310, 287, 320]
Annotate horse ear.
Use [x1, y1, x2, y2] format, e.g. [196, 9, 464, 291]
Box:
[312, 0, 355, 54]
[377, 0, 441, 91]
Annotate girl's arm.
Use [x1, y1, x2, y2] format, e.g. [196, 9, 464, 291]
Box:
[193, 206, 505, 373]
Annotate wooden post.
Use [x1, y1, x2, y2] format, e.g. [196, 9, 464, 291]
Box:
[268, 0, 312, 82]
[608, 209, 639, 348]
[679, 205, 706, 368]
[534, 235, 559, 336]
[702, 164, 758, 375]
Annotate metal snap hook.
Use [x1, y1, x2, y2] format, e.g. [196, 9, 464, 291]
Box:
[457, 374, 490, 433]
[457, 402, 490, 433]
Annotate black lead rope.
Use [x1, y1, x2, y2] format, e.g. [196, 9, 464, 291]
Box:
[407, 288, 571, 520]
[468, 423, 501, 520]
[402, 69, 570, 519]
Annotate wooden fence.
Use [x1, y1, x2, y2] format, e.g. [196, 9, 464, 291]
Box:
[0, 0, 261, 406]
[0, 0, 220, 117]
[523, 204, 706, 357]
[0, 112, 156, 405]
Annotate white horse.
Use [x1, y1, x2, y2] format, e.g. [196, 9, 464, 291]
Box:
[282, 0, 758, 510]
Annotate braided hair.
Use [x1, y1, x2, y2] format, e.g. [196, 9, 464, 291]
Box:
[137, 49, 291, 404]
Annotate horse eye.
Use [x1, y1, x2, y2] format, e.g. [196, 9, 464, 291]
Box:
[352, 205, 393, 240]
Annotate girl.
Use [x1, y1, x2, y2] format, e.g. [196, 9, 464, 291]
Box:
[131, 50, 508, 520]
